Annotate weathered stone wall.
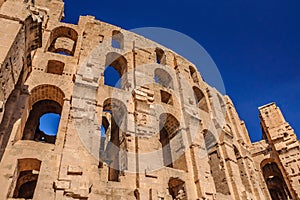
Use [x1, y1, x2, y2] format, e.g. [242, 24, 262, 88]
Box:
[0, 0, 42, 160]
[0, 0, 299, 200]
[251, 103, 300, 199]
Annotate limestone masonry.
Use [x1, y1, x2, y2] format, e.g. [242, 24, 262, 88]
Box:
[0, 0, 299, 199]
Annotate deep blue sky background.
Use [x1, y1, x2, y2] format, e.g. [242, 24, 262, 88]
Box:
[62, 0, 300, 142]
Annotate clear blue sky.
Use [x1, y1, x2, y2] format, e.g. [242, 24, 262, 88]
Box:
[63, 0, 300, 142]
[39, 113, 60, 136]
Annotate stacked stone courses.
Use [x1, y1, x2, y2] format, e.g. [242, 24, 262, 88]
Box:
[0, 0, 299, 199]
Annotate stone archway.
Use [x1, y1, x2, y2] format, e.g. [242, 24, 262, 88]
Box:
[261, 161, 292, 200]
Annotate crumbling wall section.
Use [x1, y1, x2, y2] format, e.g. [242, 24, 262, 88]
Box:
[0, 1, 299, 200]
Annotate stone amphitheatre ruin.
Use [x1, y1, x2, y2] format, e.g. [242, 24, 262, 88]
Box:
[0, 0, 299, 199]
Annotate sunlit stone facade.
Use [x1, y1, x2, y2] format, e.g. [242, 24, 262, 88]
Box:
[0, 1, 299, 199]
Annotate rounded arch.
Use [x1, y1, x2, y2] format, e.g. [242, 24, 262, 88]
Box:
[23, 85, 65, 143]
[189, 65, 199, 83]
[50, 26, 78, 41]
[101, 116, 110, 135]
[261, 161, 284, 179]
[112, 30, 124, 49]
[105, 52, 127, 77]
[159, 113, 180, 140]
[29, 84, 65, 108]
[260, 159, 293, 200]
[192, 86, 209, 112]
[104, 52, 127, 88]
[47, 26, 78, 56]
[260, 158, 276, 169]
[99, 113, 112, 167]
[168, 177, 187, 199]
[155, 47, 166, 64]
[159, 113, 186, 170]
[102, 98, 127, 126]
[154, 68, 174, 89]
[102, 98, 127, 182]
[12, 158, 41, 199]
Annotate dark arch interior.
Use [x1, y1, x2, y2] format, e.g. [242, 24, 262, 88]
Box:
[193, 86, 209, 112]
[18, 179, 38, 199]
[47, 26, 78, 56]
[155, 48, 166, 64]
[160, 90, 173, 105]
[159, 113, 187, 170]
[189, 66, 199, 83]
[101, 116, 110, 137]
[99, 116, 110, 168]
[168, 178, 187, 199]
[262, 162, 292, 200]
[160, 127, 173, 168]
[47, 60, 65, 75]
[102, 99, 127, 182]
[12, 159, 41, 199]
[23, 100, 62, 144]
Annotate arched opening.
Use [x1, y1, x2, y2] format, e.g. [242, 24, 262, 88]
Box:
[160, 126, 173, 168]
[23, 100, 61, 144]
[12, 158, 41, 199]
[168, 177, 187, 200]
[102, 98, 127, 182]
[104, 66, 121, 88]
[159, 113, 186, 170]
[189, 66, 199, 83]
[193, 86, 209, 112]
[104, 52, 127, 89]
[160, 90, 173, 105]
[154, 68, 173, 89]
[101, 116, 110, 137]
[22, 85, 65, 144]
[47, 26, 78, 56]
[112, 30, 124, 49]
[47, 60, 65, 75]
[155, 48, 166, 65]
[204, 131, 230, 195]
[99, 116, 110, 168]
[261, 161, 292, 200]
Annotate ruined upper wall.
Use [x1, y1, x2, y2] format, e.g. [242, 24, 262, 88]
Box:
[0, 0, 42, 123]
[259, 103, 298, 144]
[250, 102, 300, 199]
[2, 1, 296, 199]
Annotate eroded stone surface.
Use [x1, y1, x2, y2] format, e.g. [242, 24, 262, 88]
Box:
[0, 0, 299, 200]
